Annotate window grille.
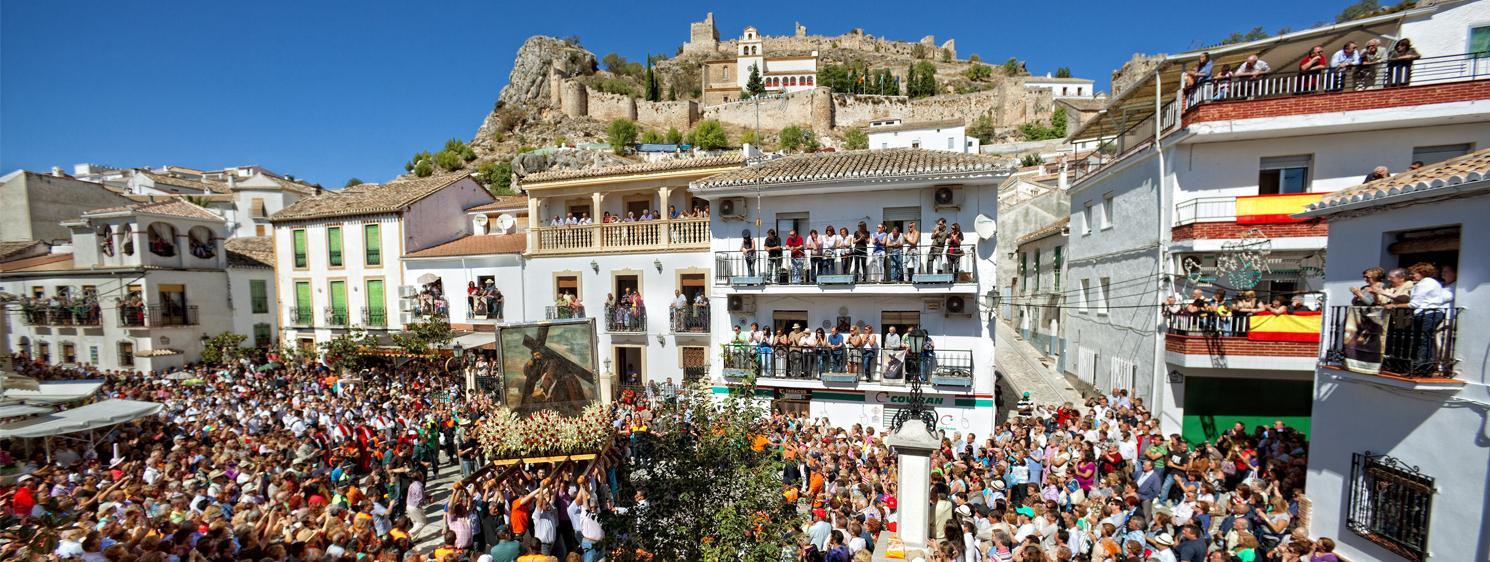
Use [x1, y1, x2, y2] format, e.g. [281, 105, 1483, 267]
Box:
[1347, 452, 1434, 562]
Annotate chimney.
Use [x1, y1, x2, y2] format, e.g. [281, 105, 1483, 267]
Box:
[51, 166, 64, 177]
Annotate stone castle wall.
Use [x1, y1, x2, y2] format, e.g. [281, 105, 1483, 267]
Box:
[700, 90, 821, 131]
[587, 90, 638, 122]
[554, 77, 700, 130]
[636, 100, 699, 131]
[699, 85, 1053, 134]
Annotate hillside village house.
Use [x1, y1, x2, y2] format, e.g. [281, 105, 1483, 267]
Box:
[1, 200, 268, 371]
[0, 170, 135, 249]
[690, 149, 1004, 433]
[1296, 148, 1486, 562]
[398, 195, 529, 336]
[1024, 74, 1097, 99]
[1014, 217, 1069, 366]
[515, 156, 741, 388]
[268, 175, 493, 352]
[701, 26, 819, 106]
[867, 119, 981, 153]
[1059, 1, 1490, 442]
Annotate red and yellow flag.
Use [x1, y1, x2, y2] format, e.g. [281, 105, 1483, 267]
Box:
[1235, 193, 1323, 225]
[1248, 311, 1322, 343]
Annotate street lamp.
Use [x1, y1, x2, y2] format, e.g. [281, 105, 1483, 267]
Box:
[892, 326, 937, 432]
[905, 327, 927, 381]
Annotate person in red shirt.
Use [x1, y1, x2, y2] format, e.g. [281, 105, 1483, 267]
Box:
[785, 229, 805, 283]
[10, 477, 36, 517]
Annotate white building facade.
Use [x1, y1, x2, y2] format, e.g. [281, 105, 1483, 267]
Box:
[1297, 148, 1487, 562]
[1024, 75, 1097, 99]
[690, 149, 1004, 434]
[868, 120, 981, 154]
[1063, 3, 1490, 442]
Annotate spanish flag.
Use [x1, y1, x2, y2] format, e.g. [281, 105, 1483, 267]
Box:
[1235, 193, 1324, 225]
[1248, 311, 1322, 343]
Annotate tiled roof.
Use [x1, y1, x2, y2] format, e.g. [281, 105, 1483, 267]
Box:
[868, 119, 965, 134]
[270, 175, 472, 222]
[0, 240, 45, 262]
[124, 193, 234, 204]
[225, 236, 275, 268]
[468, 195, 530, 212]
[523, 154, 745, 184]
[268, 177, 320, 195]
[140, 171, 231, 194]
[404, 234, 525, 258]
[1303, 148, 1490, 216]
[692, 148, 1004, 190]
[85, 199, 224, 222]
[0, 253, 73, 272]
[1018, 217, 1070, 245]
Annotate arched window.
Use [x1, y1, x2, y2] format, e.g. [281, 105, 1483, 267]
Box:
[119, 224, 135, 256]
[97, 224, 114, 257]
[805, 75, 814, 86]
[147, 222, 177, 257]
[188, 226, 216, 259]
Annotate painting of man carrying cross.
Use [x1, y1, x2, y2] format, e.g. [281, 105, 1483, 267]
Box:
[497, 319, 599, 416]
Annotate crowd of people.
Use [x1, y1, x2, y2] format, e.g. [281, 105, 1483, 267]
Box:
[1339, 262, 1457, 377]
[602, 289, 646, 332]
[465, 281, 505, 321]
[18, 289, 103, 327]
[1183, 36, 1423, 104]
[722, 322, 954, 382]
[416, 281, 450, 319]
[735, 218, 970, 285]
[547, 205, 710, 227]
[1162, 288, 1321, 338]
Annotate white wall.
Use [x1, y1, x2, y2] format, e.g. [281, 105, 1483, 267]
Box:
[870, 125, 979, 153]
[1399, 0, 1490, 58]
[274, 216, 403, 341]
[402, 254, 526, 324]
[403, 178, 493, 252]
[228, 266, 277, 346]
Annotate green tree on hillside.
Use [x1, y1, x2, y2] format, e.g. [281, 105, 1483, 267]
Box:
[1055, 67, 1072, 78]
[689, 120, 729, 150]
[843, 128, 868, 150]
[967, 115, 997, 143]
[778, 125, 807, 152]
[640, 129, 664, 144]
[664, 127, 683, 145]
[1002, 57, 1023, 76]
[907, 62, 938, 98]
[644, 55, 661, 102]
[344, 178, 364, 188]
[745, 63, 765, 98]
[607, 119, 639, 154]
[476, 160, 514, 195]
[965, 64, 992, 81]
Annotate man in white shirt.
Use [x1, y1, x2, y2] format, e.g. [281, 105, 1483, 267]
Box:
[1329, 42, 1360, 90]
[1408, 262, 1452, 371]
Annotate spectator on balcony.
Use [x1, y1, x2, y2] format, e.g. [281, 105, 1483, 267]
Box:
[1440, 264, 1457, 307]
[1362, 165, 1390, 183]
[1183, 52, 1213, 93]
[804, 328, 826, 376]
[870, 224, 888, 283]
[947, 223, 967, 280]
[786, 229, 805, 284]
[827, 326, 847, 374]
[821, 224, 839, 276]
[622, 211, 636, 222]
[668, 204, 679, 219]
[1234, 55, 1272, 96]
[670, 290, 688, 331]
[1407, 262, 1452, 372]
[1213, 64, 1235, 99]
[757, 327, 775, 375]
[838, 226, 854, 277]
[887, 226, 905, 282]
[579, 212, 593, 225]
[1386, 38, 1420, 87]
[805, 229, 823, 283]
[929, 218, 948, 274]
[1185, 289, 1211, 316]
[1233, 290, 1262, 316]
[467, 281, 479, 312]
[852, 223, 871, 282]
[1297, 46, 1328, 92]
[1328, 42, 1360, 91]
[764, 229, 784, 283]
[741, 229, 757, 277]
[858, 325, 879, 381]
[904, 221, 921, 282]
[777, 327, 796, 375]
[883, 326, 905, 380]
[1355, 39, 1385, 90]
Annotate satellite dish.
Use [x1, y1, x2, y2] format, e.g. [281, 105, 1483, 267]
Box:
[495, 214, 517, 233]
[973, 214, 997, 240]
[473, 214, 489, 226]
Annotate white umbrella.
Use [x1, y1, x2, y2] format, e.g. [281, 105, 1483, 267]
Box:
[415, 273, 440, 285]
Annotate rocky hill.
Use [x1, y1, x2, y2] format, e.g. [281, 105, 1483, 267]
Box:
[454, 19, 1064, 183]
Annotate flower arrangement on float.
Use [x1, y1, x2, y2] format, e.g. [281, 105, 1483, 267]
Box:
[474, 402, 612, 459]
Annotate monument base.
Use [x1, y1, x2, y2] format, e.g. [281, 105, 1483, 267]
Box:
[871, 531, 929, 561]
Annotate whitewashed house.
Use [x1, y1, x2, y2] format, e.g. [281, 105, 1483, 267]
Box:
[868, 119, 980, 154]
[690, 149, 1005, 433]
[1297, 148, 1487, 562]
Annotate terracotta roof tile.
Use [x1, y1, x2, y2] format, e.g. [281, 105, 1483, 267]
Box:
[140, 171, 231, 194]
[225, 236, 275, 268]
[468, 195, 530, 212]
[268, 177, 320, 195]
[0, 240, 45, 262]
[270, 175, 476, 222]
[85, 199, 224, 222]
[1018, 217, 1070, 245]
[1304, 148, 1490, 216]
[523, 154, 745, 184]
[0, 253, 73, 272]
[404, 234, 525, 258]
[692, 148, 1004, 190]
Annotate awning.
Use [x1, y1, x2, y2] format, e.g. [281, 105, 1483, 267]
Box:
[0, 399, 163, 439]
[2, 380, 104, 404]
[451, 332, 497, 351]
[0, 405, 52, 419]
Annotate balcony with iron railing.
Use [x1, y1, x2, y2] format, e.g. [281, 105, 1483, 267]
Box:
[1321, 305, 1462, 386]
[365, 248, 382, 266]
[21, 304, 102, 327]
[147, 304, 198, 327]
[533, 217, 711, 256]
[1164, 312, 1321, 366]
[251, 297, 270, 314]
[545, 305, 586, 320]
[670, 305, 710, 334]
[720, 344, 974, 387]
[714, 244, 978, 289]
[287, 307, 313, 327]
[604, 304, 647, 333]
[362, 308, 387, 327]
[328, 250, 343, 267]
[324, 306, 349, 326]
[1181, 51, 1490, 122]
[1172, 194, 1331, 241]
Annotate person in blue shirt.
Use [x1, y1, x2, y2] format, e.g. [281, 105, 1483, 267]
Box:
[827, 326, 846, 373]
[1184, 52, 1213, 91]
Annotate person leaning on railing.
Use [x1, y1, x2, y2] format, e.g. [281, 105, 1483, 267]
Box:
[1406, 262, 1452, 373]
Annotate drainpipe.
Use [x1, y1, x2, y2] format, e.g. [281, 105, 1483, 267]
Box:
[1152, 64, 1171, 426]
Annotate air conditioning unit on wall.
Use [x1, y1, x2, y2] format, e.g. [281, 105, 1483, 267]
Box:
[944, 295, 971, 317]
[727, 294, 755, 313]
[933, 186, 963, 210]
[720, 197, 747, 220]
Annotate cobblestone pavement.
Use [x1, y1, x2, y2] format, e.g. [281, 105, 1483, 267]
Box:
[995, 320, 1083, 420]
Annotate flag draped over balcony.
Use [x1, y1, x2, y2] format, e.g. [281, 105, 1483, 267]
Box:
[1248, 311, 1322, 342]
[1235, 193, 1324, 224]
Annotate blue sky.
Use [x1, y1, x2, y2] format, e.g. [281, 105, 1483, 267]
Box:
[2, 0, 1360, 187]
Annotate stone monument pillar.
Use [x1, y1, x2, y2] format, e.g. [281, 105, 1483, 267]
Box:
[884, 418, 942, 553]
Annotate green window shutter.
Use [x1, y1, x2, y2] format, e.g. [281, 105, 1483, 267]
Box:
[364, 224, 381, 266]
[250, 280, 268, 313]
[366, 280, 385, 312]
[327, 227, 343, 267]
[1054, 246, 1063, 292]
[1471, 26, 1490, 54]
[295, 281, 312, 323]
[292, 230, 307, 268]
[329, 281, 347, 323]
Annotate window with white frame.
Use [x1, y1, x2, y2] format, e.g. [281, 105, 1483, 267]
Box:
[1082, 203, 1094, 235]
[1098, 277, 1111, 315]
[1412, 143, 1472, 166]
[1102, 193, 1114, 229]
[1080, 279, 1092, 313]
[1258, 155, 1312, 195]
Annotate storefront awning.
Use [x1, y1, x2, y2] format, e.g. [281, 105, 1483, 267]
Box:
[451, 332, 497, 351]
[0, 405, 52, 419]
[0, 399, 162, 439]
[2, 380, 104, 404]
